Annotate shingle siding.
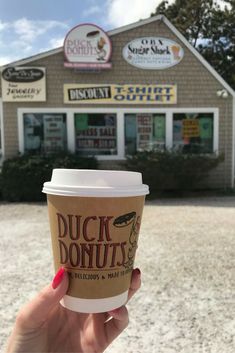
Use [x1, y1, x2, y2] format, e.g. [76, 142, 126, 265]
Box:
[1, 19, 234, 188]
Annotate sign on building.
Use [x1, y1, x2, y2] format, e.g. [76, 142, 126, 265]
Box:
[43, 115, 65, 151]
[64, 84, 177, 104]
[63, 24, 112, 68]
[1, 67, 46, 102]
[183, 119, 200, 138]
[123, 37, 184, 69]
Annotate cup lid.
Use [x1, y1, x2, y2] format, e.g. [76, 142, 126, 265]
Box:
[42, 169, 149, 197]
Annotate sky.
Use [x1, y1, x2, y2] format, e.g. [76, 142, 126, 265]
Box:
[0, 0, 228, 66]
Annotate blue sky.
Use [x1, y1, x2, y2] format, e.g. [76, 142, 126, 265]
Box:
[0, 0, 163, 65]
[0, 0, 227, 65]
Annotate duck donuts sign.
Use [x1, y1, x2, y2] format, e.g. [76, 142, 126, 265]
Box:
[63, 24, 112, 68]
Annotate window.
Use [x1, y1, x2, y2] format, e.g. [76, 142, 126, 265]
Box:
[75, 113, 117, 156]
[23, 113, 67, 153]
[125, 113, 166, 154]
[173, 113, 214, 153]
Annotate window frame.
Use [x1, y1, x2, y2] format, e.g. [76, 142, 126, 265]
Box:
[18, 107, 219, 159]
[74, 112, 118, 156]
[124, 112, 167, 154]
[22, 112, 68, 154]
[172, 112, 215, 154]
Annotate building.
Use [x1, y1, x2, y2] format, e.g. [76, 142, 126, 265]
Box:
[0, 15, 235, 188]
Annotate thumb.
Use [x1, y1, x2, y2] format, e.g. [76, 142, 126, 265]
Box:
[16, 267, 69, 330]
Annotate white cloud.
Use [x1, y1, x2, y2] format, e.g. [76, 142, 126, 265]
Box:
[0, 18, 69, 65]
[12, 18, 68, 43]
[82, 5, 101, 17]
[106, 0, 164, 27]
[216, 0, 231, 9]
[0, 55, 16, 65]
[49, 37, 64, 49]
[0, 20, 8, 31]
[106, 0, 230, 28]
[32, 37, 65, 58]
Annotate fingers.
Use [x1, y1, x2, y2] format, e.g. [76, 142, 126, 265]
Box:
[127, 267, 141, 302]
[16, 267, 69, 330]
[102, 267, 141, 344]
[100, 267, 141, 323]
[104, 306, 129, 345]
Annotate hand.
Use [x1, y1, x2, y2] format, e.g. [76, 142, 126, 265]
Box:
[6, 268, 141, 353]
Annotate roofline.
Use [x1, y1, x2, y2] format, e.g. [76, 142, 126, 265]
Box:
[0, 15, 166, 68]
[107, 14, 164, 36]
[0, 47, 63, 68]
[109, 14, 235, 97]
[161, 16, 235, 97]
[1, 14, 234, 97]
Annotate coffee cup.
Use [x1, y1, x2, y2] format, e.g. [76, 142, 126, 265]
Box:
[43, 169, 149, 313]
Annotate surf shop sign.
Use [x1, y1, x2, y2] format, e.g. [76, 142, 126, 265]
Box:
[63, 24, 112, 69]
[123, 37, 184, 69]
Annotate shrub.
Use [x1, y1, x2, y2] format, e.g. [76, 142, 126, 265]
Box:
[125, 150, 223, 194]
[0, 152, 98, 202]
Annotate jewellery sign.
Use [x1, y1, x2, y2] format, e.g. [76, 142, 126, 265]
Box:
[1, 67, 46, 102]
[63, 24, 112, 68]
[64, 84, 177, 104]
[123, 37, 184, 69]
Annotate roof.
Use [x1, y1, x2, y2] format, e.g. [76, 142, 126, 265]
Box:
[1, 14, 235, 97]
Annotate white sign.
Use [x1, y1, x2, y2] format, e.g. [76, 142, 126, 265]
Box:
[43, 115, 64, 151]
[136, 114, 153, 150]
[123, 37, 184, 69]
[1, 67, 46, 102]
[64, 24, 112, 68]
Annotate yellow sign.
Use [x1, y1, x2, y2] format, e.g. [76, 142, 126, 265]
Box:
[64, 84, 177, 104]
[183, 119, 200, 138]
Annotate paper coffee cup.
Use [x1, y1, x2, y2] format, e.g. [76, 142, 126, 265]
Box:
[43, 169, 149, 313]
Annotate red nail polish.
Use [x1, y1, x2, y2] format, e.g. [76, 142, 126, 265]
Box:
[135, 268, 141, 275]
[52, 267, 65, 289]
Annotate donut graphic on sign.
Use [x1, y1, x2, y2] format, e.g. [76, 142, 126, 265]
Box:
[64, 23, 112, 65]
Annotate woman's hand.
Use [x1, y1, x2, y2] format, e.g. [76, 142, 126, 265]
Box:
[6, 268, 141, 353]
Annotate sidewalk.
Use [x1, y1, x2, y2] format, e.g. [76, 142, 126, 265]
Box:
[1, 197, 235, 353]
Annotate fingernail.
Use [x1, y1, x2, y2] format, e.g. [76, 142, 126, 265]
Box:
[135, 268, 141, 275]
[52, 267, 65, 289]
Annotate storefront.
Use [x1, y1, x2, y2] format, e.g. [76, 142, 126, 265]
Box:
[0, 15, 234, 188]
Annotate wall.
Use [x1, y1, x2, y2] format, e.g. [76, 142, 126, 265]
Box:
[1, 19, 234, 188]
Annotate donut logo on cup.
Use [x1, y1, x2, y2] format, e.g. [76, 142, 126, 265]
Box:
[114, 212, 141, 270]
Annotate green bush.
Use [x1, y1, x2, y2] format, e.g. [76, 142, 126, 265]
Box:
[125, 150, 223, 193]
[0, 152, 98, 202]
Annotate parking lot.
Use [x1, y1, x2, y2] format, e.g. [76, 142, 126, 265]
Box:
[1, 196, 235, 353]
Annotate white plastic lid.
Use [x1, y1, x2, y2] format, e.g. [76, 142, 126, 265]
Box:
[42, 169, 149, 197]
